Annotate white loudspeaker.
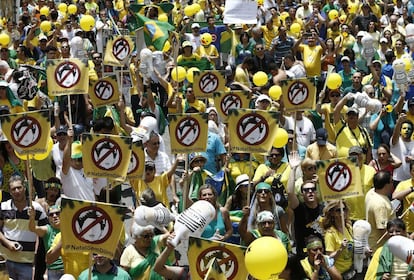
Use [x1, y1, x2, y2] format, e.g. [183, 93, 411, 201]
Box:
[134, 205, 175, 231]
[139, 48, 154, 81]
[168, 200, 216, 247]
[353, 220, 371, 273]
[388, 235, 414, 265]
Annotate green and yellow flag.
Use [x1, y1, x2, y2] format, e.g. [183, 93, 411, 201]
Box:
[131, 13, 174, 50]
[213, 91, 250, 123]
[103, 35, 135, 66]
[81, 133, 132, 181]
[281, 77, 317, 112]
[316, 157, 363, 201]
[168, 113, 208, 154]
[193, 70, 226, 97]
[126, 141, 145, 180]
[46, 58, 89, 96]
[227, 109, 279, 154]
[188, 237, 248, 280]
[60, 197, 127, 259]
[0, 110, 50, 155]
[89, 76, 120, 107]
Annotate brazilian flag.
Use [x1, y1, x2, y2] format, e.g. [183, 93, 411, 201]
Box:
[128, 13, 175, 50]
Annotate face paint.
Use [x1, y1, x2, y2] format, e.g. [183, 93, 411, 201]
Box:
[401, 123, 413, 139]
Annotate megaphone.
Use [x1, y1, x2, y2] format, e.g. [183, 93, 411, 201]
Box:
[169, 200, 216, 247]
[134, 204, 175, 231]
[354, 92, 382, 114]
[353, 220, 371, 273]
[388, 235, 414, 264]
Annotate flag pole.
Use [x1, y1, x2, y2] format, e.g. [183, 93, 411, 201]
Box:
[182, 154, 189, 210]
[26, 154, 33, 207]
[247, 153, 252, 205]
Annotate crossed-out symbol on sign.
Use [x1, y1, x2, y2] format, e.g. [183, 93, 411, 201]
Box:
[72, 206, 112, 244]
[221, 94, 242, 116]
[92, 139, 122, 171]
[112, 38, 130, 61]
[199, 73, 219, 94]
[237, 114, 269, 145]
[196, 246, 238, 279]
[127, 150, 139, 175]
[11, 117, 41, 148]
[94, 80, 114, 100]
[175, 117, 200, 146]
[55, 62, 81, 88]
[325, 162, 352, 192]
[287, 81, 309, 105]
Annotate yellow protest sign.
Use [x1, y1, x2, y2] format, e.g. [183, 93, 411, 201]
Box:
[281, 77, 317, 112]
[89, 76, 120, 107]
[127, 141, 145, 180]
[193, 70, 226, 97]
[104, 35, 135, 66]
[213, 90, 251, 123]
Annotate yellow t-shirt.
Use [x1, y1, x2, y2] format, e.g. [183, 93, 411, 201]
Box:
[335, 121, 372, 158]
[324, 225, 354, 273]
[131, 173, 170, 208]
[344, 164, 376, 221]
[395, 179, 414, 232]
[195, 45, 219, 60]
[261, 25, 278, 50]
[253, 163, 291, 190]
[298, 44, 323, 77]
[321, 103, 348, 144]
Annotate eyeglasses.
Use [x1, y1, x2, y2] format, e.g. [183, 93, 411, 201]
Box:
[269, 153, 282, 158]
[257, 189, 271, 194]
[307, 166, 317, 171]
[334, 208, 347, 212]
[302, 187, 317, 193]
[256, 47, 264, 51]
[259, 220, 274, 225]
[0, 49, 8, 53]
[48, 211, 60, 217]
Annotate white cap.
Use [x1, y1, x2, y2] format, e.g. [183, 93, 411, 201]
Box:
[357, 31, 366, 37]
[191, 23, 200, 29]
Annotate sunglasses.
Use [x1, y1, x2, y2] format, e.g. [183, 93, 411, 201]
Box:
[257, 189, 271, 194]
[302, 187, 317, 193]
[256, 47, 264, 51]
[48, 211, 60, 217]
[61, 46, 69, 49]
[0, 49, 8, 53]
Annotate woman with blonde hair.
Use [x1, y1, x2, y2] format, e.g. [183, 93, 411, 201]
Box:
[322, 200, 355, 279]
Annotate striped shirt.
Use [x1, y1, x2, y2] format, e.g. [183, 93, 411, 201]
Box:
[0, 200, 48, 263]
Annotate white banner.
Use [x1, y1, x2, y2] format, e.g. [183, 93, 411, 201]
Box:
[223, 0, 258, 24]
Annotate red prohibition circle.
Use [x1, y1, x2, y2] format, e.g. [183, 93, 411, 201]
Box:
[236, 113, 269, 145]
[72, 206, 113, 244]
[10, 116, 42, 148]
[91, 138, 122, 171]
[54, 61, 81, 89]
[196, 246, 239, 279]
[324, 162, 353, 192]
[175, 117, 201, 146]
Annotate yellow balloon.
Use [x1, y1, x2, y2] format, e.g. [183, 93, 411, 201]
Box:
[253, 71, 268, 87]
[273, 128, 289, 148]
[257, 0, 264, 5]
[171, 66, 187, 82]
[68, 4, 77, 15]
[280, 11, 289, 21]
[40, 21, 52, 33]
[58, 3, 67, 13]
[0, 33, 10, 47]
[184, 5, 196, 17]
[326, 73, 342, 90]
[328, 9, 339, 21]
[290, 23, 301, 34]
[186, 67, 200, 83]
[245, 237, 288, 280]
[80, 15, 95, 31]
[158, 14, 168, 22]
[40, 6, 50, 16]
[269, 85, 282, 101]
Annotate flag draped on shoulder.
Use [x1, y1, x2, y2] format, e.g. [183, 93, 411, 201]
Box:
[188, 237, 248, 280]
[281, 77, 317, 112]
[81, 133, 132, 181]
[168, 113, 208, 154]
[46, 58, 89, 96]
[316, 157, 363, 201]
[193, 70, 226, 98]
[213, 90, 251, 123]
[103, 35, 135, 66]
[60, 197, 127, 259]
[89, 76, 120, 107]
[127, 141, 145, 180]
[0, 110, 50, 155]
[128, 13, 174, 50]
[227, 109, 279, 154]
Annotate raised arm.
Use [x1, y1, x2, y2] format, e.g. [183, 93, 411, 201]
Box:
[287, 151, 301, 210]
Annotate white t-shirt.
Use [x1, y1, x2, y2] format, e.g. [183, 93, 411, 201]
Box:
[390, 137, 414, 182]
[61, 167, 95, 201]
[283, 116, 316, 147]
